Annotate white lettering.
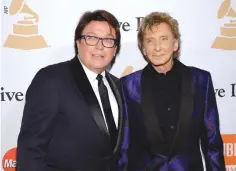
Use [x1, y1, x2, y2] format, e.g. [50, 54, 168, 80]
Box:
[4, 159, 16, 168]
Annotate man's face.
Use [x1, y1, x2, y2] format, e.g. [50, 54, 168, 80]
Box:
[76, 21, 117, 73]
[142, 22, 178, 70]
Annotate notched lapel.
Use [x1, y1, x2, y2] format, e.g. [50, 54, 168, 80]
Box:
[141, 66, 164, 152]
[70, 57, 109, 138]
[169, 64, 193, 156]
[106, 73, 124, 154]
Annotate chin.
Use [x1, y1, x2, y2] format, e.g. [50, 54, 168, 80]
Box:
[95, 62, 109, 68]
[92, 64, 104, 69]
[153, 58, 171, 65]
[150, 61, 164, 66]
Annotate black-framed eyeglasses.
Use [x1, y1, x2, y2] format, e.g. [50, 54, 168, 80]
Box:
[79, 35, 117, 48]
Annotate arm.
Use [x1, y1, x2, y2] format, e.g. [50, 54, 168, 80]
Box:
[117, 80, 130, 171]
[16, 68, 59, 171]
[201, 73, 225, 171]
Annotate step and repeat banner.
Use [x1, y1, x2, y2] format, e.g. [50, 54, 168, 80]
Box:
[1, 0, 236, 170]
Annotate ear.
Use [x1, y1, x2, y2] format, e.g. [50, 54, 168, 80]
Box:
[113, 46, 117, 56]
[76, 40, 81, 48]
[142, 48, 147, 56]
[173, 39, 179, 51]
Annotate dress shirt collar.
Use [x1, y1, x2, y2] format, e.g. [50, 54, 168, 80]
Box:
[77, 55, 106, 85]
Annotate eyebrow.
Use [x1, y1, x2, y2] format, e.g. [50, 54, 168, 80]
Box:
[144, 35, 169, 39]
[160, 36, 168, 38]
[144, 37, 155, 40]
[84, 32, 115, 38]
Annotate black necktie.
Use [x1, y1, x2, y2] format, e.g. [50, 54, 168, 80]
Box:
[96, 74, 118, 150]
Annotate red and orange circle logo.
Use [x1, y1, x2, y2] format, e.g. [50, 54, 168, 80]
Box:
[2, 147, 17, 171]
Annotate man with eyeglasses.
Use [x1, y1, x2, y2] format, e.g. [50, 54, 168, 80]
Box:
[16, 10, 128, 171]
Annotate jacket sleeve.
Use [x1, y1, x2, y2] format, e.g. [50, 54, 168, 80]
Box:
[117, 79, 130, 171]
[201, 73, 226, 171]
[16, 68, 59, 171]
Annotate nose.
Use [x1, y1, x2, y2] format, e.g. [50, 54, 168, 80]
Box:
[154, 41, 161, 51]
[96, 39, 104, 50]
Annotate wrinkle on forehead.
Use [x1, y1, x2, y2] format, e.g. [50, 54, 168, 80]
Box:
[144, 23, 173, 38]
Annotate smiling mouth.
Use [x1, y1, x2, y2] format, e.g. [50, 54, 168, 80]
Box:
[92, 54, 104, 58]
[153, 54, 165, 57]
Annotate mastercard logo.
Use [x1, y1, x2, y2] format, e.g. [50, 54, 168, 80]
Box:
[2, 147, 16, 171]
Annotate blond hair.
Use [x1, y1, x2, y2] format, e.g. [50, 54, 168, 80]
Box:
[137, 12, 181, 59]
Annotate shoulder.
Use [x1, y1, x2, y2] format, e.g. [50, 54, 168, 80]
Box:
[29, 60, 71, 88]
[119, 70, 143, 97]
[188, 66, 210, 78]
[177, 60, 210, 78]
[186, 65, 213, 87]
[37, 60, 71, 77]
[120, 70, 143, 83]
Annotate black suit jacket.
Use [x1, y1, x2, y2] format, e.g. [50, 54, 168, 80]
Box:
[16, 57, 126, 171]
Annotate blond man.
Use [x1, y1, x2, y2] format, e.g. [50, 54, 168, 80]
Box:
[121, 12, 225, 171]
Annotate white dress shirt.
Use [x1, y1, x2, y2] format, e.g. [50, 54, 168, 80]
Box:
[79, 57, 119, 128]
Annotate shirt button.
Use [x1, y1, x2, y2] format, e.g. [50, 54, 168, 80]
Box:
[167, 108, 171, 111]
[170, 125, 175, 129]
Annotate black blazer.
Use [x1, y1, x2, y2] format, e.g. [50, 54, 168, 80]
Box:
[16, 57, 126, 171]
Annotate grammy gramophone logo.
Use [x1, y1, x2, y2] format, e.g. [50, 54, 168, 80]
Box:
[212, 0, 236, 50]
[121, 66, 133, 77]
[3, 0, 48, 50]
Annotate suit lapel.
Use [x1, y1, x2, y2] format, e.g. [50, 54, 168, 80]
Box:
[106, 73, 124, 154]
[141, 65, 164, 152]
[70, 56, 109, 138]
[169, 62, 193, 156]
